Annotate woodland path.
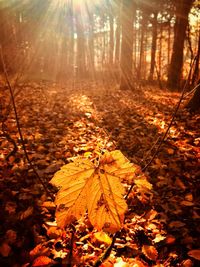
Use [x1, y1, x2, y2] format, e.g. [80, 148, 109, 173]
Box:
[0, 80, 199, 266]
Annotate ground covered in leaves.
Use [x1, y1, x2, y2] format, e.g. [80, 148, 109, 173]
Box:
[0, 80, 199, 267]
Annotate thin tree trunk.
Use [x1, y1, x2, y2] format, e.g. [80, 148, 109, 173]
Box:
[192, 29, 200, 85]
[167, 0, 194, 90]
[149, 11, 158, 81]
[120, 0, 135, 90]
[115, 16, 120, 65]
[75, 9, 86, 79]
[109, 14, 114, 65]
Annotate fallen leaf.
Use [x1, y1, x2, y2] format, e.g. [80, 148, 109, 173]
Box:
[180, 201, 194, 207]
[175, 178, 186, 190]
[165, 235, 176, 245]
[181, 259, 193, 267]
[32, 256, 53, 266]
[153, 234, 166, 243]
[50, 150, 136, 232]
[20, 206, 34, 220]
[30, 244, 50, 259]
[169, 221, 185, 228]
[47, 227, 63, 239]
[5, 229, 17, 244]
[188, 249, 200, 260]
[93, 231, 112, 245]
[0, 242, 11, 257]
[142, 245, 158, 261]
[134, 179, 152, 190]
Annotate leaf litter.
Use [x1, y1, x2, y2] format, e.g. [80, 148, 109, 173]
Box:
[0, 81, 199, 266]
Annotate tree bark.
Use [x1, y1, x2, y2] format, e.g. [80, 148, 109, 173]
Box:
[75, 9, 86, 79]
[167, 0, 194, 90]
[186, 80, 200, 112]
[120, 0, 135, 90]
[192, 29, 200, 85]
[149, 11, 158, 81]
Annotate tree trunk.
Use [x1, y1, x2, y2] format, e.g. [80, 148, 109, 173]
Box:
[149, 11, 158, 81]
[115, 16, 120, 65]
[192, 29, 200, 85]
[120, 0, 135, 90]
[186, 80, 200, 112]
[167, 0, 194, 90]
[109, 14, 114, 65]
[75, 9, 86, 79]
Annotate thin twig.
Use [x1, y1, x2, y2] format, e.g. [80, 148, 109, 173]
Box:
[0, 45, 54, 201]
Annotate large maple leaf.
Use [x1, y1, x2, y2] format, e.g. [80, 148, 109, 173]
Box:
[50, 150, 137, 232]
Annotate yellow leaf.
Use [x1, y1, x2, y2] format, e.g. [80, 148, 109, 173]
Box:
[50, 150, 136, 232]
[93, 231, 112, 245]
[134, 179, 152, 190]
[188, 249, 200, 260]
[50, 158, 94, 228]
[153, 234, 166, 243]
[142, 245, 158, 261]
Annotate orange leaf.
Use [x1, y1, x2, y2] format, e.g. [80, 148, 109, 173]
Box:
[0, 242, 11, 257]
[142, 245, 158, 261]
[188, 249, 200, 260]
[32, 256, 53, 266]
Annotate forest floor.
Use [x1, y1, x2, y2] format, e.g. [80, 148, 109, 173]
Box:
[0, 80, 200, 267]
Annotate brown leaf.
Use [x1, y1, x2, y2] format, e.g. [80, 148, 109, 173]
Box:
[142, 245, 158, 261]
[180, 201, 194, 207]
[20, 206, 33, 220]
[169, 221, 185, 228]
[0, 242, 11, 257]
[188, 249, 200, 260]
[175, 178, 186, 191]
[5, 229, 17, 244]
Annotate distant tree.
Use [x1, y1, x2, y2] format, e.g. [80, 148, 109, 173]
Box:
[120, 0, 135, 89]
[167, 0, 194, 89]
[149, 10, 158, 81]
[75, 7, 86, 78]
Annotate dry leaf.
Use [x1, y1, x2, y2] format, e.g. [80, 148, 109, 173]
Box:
[93, 231, 112, 245]
[30, 244, 49, 258]
[145, 209, 158, 220]
[142, 245, 158, 261]
[134, 179, 152, 190]
[175, 178, 186, 190]
[185, 193, 193, 202]
[50, 150, 136, 232]
[169, 221, 185, 228]
[32, 256, 53, 266]
[165, 235, 176, 245]
[20, 206, 33, 220]
[181, 259, 193, 267]
[5, 229, 17, 244]
[47, 227, 63, 239]
[188, 249, 200, 260]
[153, 234, 166, 243]
[167, 148, 174, 155]
[0, 242, 11, 257]
[180, 201, 194, 207]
